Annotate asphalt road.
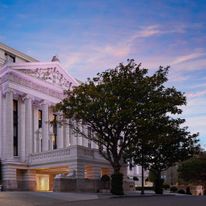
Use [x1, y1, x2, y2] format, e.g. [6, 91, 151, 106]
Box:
[0, 192, 206, 206]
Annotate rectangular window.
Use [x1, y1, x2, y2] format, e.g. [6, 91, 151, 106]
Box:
[13, 100, 18, 156]
[52, 114, 57, 149]
[38, 110, 42, 128]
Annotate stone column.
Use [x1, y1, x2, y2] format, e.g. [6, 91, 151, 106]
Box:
[70, 120, 76, 145]
[25, 96, 33, 156]
[2, 164, 17, 190]
[57, 114, 64, 149]
[18, 97, 26, 161]
[33, 107, 38, 153]
[4, 90, 13, 158]
[93, 165, 101, 179]
[42, 102, 49, 152]
[64, 119, 70, 147]
[22, 170, 36, 191]
[81, 124, 87, 147]
[69, 161, 84, 179]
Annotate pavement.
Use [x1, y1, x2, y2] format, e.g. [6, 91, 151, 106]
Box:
[0, 191, 206, 206]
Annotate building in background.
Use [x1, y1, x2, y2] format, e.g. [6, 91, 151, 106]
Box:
[0, 42, 116, 191]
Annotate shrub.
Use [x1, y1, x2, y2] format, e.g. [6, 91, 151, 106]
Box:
[170, 186, 178, 193]
[111, 173, 124, 195]
[153, 178, 164, 194]
[163, 184, 170, 190]
[133, 176, 139, 181]
[186, 187, 192, 195]
[101, 175, 110, 182]
[135, 186, 154, 191]
[178, 189, 186, 194]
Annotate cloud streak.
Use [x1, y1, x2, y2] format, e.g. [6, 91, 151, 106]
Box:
[171, 51, 205, 65]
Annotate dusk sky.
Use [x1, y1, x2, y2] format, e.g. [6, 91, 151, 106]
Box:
[0, 0, 206, 146]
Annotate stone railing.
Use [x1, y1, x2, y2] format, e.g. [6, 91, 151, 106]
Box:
[28, 147, 71, 166]
[28, 145, 105, 166]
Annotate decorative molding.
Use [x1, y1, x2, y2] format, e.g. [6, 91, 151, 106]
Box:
[19, 67, 73, 89]
[2, 86, 14, 96]
[0, 72, 64, 99]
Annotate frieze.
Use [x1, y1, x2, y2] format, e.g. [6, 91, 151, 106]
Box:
[19, 67, 73, 89]
[0, 72, 65, 99]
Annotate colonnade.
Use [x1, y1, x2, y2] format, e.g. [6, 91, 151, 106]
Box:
[0, 88, 98, 162]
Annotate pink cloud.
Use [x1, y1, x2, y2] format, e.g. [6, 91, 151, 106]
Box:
[171, 51, 205, 65]
[187, 90, 206, 98]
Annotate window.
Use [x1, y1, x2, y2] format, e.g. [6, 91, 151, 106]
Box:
[13, 100, 18, 156]
[52, 114, 57, 149]
[5, 52, 15, 63]
[38, 110, 42, 128]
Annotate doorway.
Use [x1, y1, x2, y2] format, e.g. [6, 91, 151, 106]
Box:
[36, 174, 50, 191]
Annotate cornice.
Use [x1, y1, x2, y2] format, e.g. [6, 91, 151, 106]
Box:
[0, 72, 65, 100]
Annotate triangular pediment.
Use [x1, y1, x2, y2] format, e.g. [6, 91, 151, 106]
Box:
[6, 62, 79, 89]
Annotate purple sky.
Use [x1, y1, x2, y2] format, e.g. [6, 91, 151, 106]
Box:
[1, 0, 206, 146]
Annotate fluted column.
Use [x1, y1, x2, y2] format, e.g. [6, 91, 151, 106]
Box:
[64, 119, 70, 147]
[42, 102, 49, 152]
[25, 96, 33, 156]
[4, 90, 13, 159]
[57, 114, 64, 149]
[70, 119, 75, 145]
[82, 124, 87, 147]
[18, 97, 26, 161]
[33, 107, 38, 153]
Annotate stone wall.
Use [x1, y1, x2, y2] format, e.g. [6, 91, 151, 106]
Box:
[54, 178, 101, 192]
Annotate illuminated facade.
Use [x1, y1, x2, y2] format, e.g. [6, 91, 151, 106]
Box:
[0, 42, 113, 191]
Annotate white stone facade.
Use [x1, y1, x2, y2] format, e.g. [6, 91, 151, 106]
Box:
[0, 43, 112, 191]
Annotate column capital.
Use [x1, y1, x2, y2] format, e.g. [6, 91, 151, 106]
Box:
[22, 94, 34, 101]
[40, 100, 53, 106]
[2, 87, 14, 96]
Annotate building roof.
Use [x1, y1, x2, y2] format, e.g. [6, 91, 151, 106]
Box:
[0, 42, 39, 62]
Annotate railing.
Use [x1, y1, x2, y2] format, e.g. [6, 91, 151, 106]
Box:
[29, 147, 71, 166]
[28, 145, 105, 166]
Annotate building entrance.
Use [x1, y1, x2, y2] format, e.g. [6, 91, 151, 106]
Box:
[36, 174, 50, 191]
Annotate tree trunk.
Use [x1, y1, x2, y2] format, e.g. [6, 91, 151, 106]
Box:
[153, 170, 164, 194]
[141, 166, 145, 194]
[111, 163, 124, 195]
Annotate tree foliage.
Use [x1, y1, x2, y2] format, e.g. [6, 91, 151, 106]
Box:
[124, 61, 199, 194]
[56, 59, 199, 195]
[178, 152, 206, 184]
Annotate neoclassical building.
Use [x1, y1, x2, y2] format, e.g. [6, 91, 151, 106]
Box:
[0, 42, 114, 191]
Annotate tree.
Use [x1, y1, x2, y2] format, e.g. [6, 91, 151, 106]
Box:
[56, 59, 199, 195]
[149, 118, 198, 194]
[56, 59, 171, 194]
[178, 152, 206, 184]
[125, 75, 199, 194]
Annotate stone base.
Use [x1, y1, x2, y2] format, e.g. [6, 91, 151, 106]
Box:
[2, 180, 18, 191]
[54, 178, 101, 192]
[54, 178, 135, 193]
[123, 180, 135, 192]
[17, 180, 36, 191]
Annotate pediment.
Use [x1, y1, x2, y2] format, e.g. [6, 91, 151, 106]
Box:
[7, 62, 79, 89]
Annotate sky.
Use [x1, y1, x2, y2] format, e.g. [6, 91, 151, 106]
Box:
[0, 0, 206, 146]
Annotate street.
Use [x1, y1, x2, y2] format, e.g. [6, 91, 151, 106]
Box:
[0, 192, 206, 206]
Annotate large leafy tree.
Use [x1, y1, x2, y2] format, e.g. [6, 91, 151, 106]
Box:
[56, 59, 198, 194]
[147, 119, 198, 194]
[126, 85, 199, 194]
[178, 152, 206, 184]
